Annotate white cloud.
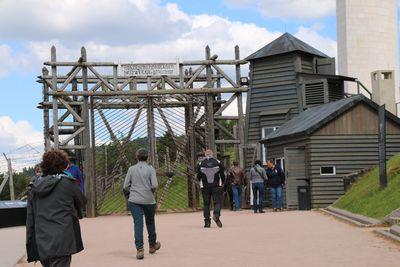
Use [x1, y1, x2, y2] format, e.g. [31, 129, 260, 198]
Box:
[225, 0, 336, 20]
[0, 116, 43, 154]
[295, 26, 337, 57]
[0, 0, 336, 76]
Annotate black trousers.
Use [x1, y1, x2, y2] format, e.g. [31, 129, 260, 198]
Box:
[202, 186, 222, 221]
[40, 255, 71, 267]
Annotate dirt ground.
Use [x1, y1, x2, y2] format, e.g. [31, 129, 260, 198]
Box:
[14, 210, 400, 267]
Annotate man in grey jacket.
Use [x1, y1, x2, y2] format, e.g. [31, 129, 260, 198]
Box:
[249, 160, 267, 213]
[123, 148, 161, 260]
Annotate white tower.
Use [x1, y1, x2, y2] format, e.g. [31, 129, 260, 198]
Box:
[337, 0, 399, 106]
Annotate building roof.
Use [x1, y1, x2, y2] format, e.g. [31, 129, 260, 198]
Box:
[261, 95, 400, 142]
[246, 33, 328, 61]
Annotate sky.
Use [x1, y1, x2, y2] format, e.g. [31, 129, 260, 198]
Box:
[0, 0, 397, 159]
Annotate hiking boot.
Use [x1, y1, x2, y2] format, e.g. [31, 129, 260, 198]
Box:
[213, 215, 223, 228]
[149, 242, 161, 254]
[204, 220, 211, 228]
[136, 249, 144, 260]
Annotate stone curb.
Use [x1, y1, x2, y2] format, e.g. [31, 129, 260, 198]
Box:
[373, 229, 400, 243]
[389, 224, 400, 236]
[326, 206, 381, 226]
[320, 208, 368, 227]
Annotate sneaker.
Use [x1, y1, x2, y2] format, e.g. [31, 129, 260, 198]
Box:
[204, 221, 211, 228]
[259, 210, 265, 213]
[149, 242, 161, 254]
[278, 208, 283, 212]
[213, 215, 223, 228]
[273, 208, 277, 212]
[136, 249, 144, 260]
[254, 210, 258, 214]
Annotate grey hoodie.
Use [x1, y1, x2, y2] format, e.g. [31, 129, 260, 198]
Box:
[249, 164, 267, 183]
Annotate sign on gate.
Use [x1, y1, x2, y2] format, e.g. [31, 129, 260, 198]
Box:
[119, 63, 178, 76]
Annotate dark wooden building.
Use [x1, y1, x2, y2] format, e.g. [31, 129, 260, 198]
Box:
[244, 33, 354, 166]
[261, 95, 400, 208]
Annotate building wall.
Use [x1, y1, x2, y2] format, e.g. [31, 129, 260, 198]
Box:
[308, 135, 400, 208]
[245, 53, 300, 166]
[337, 0, 399, 102]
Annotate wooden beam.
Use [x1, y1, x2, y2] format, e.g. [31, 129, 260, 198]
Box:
[49, 86, 248, 96]
[58, 98, 84, 123]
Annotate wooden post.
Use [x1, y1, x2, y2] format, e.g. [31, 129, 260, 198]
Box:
[235, 45, 245, 168]
[51, 46, 59, 149]
[147, 97, 157, 166]
[378, 104, 387, 189]
[81, 47, 95, 217]
[90, 97, 97, 212]
[205, 46, 216, 152]
[42, 67, 51, 151]
[3, 154, 14, 200]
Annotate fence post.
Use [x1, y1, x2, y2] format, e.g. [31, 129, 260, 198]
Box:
[378, 104, 387, 189]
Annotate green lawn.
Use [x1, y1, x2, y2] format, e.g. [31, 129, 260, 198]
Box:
[333, 154, 400, 219]
[98, 173, 190, 215]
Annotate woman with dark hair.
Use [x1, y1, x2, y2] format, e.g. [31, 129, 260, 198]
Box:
[249, 159, 267, 213]
[26, 149, 86, 267]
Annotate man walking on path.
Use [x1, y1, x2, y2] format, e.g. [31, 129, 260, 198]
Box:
[249, 160, 267, 213]
[197, 149, 225, 228]
[123, 148, 161, 260]
[227, 161, 246, 211]
[266, 160, 285, 211]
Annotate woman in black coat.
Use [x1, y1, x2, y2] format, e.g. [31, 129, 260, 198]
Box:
[26, 149, 86, 267]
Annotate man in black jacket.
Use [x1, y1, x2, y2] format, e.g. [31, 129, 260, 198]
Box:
[197, 149, 225, 228]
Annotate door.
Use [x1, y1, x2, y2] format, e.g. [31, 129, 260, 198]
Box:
[284, 147, 307, 209]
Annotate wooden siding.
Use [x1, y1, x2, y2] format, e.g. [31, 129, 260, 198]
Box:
[308, 135, 400, 208]
[245, 54, 301, 166]
[314, 103, 400, 136]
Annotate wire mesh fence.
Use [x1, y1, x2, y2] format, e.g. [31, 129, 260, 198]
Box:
[93, 96, 205, 215]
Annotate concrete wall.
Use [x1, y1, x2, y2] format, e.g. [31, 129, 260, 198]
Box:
[337, 0, 399, 104]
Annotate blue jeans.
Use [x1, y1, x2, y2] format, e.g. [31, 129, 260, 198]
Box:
[231, 185, 243, 210]
[270, 186, 283, 209]
[128, 202, 157, 250]
[252, 182, 265, 211]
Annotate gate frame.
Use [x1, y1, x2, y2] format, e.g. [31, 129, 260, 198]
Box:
[38, 45, 248, 217]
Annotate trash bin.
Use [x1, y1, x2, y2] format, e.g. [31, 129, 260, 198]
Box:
[0, 200, 27, 228]
[297, 186, 311, 210]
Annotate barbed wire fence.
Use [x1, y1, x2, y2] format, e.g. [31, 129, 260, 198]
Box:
[0, 142, 43, 200]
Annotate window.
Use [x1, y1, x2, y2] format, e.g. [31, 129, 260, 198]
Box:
[261, 126, 279, 164]
[320, 166, 336, 176]
[275, 157, 285, 171]
[382, 72, 392, 80]
[261, 126, 279, 139]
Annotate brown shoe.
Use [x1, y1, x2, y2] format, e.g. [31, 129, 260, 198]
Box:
[136, 249, 144, 260]
[149, 241, 161, 254]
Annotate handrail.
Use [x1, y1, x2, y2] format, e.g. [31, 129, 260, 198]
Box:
[356, 80, 372, 99]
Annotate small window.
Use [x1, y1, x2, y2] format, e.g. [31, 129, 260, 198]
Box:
[381, 72, 392, 80]
[320, 166, 336, 176]
[261, 126, 279, 139]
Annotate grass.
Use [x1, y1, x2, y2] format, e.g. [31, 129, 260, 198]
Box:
[98, 171, 190, 215]
[333, 154, 400, 220]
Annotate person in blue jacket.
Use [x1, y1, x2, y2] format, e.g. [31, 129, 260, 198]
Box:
[66, 158, 84, 193]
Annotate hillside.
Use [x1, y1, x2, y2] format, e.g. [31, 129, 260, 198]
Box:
[333, 154, 400, 219]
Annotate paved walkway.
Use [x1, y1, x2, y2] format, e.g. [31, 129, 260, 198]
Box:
[8, 210, 400, 267]
[0, 226, 26, 267]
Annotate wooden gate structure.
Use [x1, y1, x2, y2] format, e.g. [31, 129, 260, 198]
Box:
[38, 45, 248, 217]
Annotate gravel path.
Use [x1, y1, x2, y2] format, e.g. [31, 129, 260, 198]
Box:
[14, 210, 400, 267]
